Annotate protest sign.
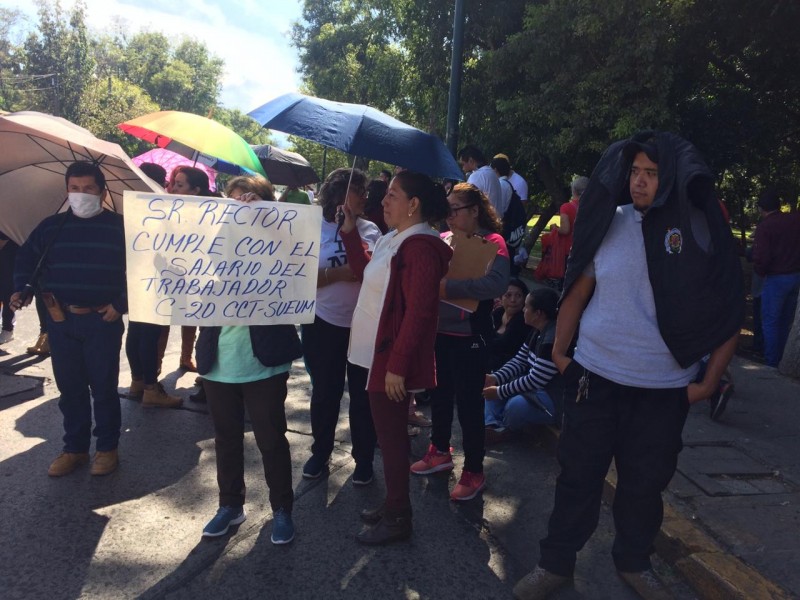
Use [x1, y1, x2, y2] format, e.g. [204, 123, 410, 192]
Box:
[123, 191, 321, 326]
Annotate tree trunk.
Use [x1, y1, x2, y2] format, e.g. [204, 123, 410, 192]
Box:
[778, 290, 800, 378]
[523, 155, 567, 251]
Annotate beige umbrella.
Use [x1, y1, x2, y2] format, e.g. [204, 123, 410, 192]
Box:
[0, 111, 162, 245]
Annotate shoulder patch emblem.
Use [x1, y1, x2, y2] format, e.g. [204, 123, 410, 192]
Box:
[664, 228, 682, 254]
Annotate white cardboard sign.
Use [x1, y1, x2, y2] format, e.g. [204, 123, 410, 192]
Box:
[123, 191, 320, 326]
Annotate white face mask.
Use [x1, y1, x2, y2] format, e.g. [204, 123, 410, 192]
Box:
[68, 192, 103, 218]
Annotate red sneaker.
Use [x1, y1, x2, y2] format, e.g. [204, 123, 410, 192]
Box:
[450, 470, 486, 501]
[410, 444, 454, 475]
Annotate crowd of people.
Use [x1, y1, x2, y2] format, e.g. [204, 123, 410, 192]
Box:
[1, 129, 795, 600]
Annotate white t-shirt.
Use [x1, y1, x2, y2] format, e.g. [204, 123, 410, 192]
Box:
[508, 171, 528, 201]
[573, 204, 698, 388]
[467, 165, 503, 215]
[497, 176, 513, 218]
[316, 218, 381, 328]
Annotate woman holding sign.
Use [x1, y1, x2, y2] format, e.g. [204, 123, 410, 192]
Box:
[194, 180, 302, 545]
[410, 183, 509, 501]
[340, 171, 452, 545]
[300, 168, 382, 485]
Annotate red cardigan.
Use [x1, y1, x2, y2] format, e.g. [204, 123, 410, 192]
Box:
[341, 226, 452, 393]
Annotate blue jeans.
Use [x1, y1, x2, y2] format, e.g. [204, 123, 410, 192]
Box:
[484, 390, 556, 430]
[761, 272, 800, 367]
[48, 312, 124, 453]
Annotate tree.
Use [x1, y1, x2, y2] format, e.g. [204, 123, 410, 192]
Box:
[212, 106, 272, 146]
[79, 76, 159, 155]
[292, 1, 404, 110]
[0, 8, 25, 111]
[22, 0, 94, 122]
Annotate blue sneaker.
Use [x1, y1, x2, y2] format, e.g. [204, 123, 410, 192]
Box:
[202, 506, 246, 537]
[302, 454, 327, 479]
[352, 462, 374, 487]
[271, 508, 295, 545]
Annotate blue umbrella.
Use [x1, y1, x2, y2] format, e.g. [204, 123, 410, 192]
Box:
[248, 93, 464, 181]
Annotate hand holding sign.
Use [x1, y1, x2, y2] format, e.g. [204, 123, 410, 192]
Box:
[124, 191, 321, 326]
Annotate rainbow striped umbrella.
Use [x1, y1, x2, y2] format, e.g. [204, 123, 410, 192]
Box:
[118, 111, 266, 178]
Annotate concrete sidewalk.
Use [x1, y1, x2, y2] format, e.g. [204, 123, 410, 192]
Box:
[651, 356, 799, 599]
[0, 312, 796, 599]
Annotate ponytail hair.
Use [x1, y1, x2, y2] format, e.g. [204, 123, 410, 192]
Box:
[392, 171, 449, 224]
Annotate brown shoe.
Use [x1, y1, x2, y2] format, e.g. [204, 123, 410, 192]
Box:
[27, 333, 50, 355]
[618, 569, 672, 600]
[128, 377, 145, 399]
[408, 411, 432, 427]
[142, 384, 182, 408]
[356, 512, 412, 546]
[91, 449, 119, 476]
[48, 452, 89, 477]
[359, 504, 385, 525]
[512, 566, 570, 600]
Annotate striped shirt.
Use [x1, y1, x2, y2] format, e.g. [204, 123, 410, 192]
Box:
[14, 210, 127, 312]
[492, 320, 559, 401]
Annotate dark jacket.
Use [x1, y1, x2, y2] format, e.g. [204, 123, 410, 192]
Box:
[564, 131, 745, 368]
[196, 324, 302, 375]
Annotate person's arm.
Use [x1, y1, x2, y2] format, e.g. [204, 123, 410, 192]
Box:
[552, 271, 596, 373]
[316, 265, 355, 288]
[490, 349, 559, 401]
[384, 239, 447, 400]
[442, 235, 509, 301]
[687, 332, 738, 403]
[556, 205, 572, 236]
[751, 225, 768, 277]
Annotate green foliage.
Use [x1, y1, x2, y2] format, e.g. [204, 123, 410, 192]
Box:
[22, 0, 95, 122]
[3, 0, 259, 152]
[213, 107, 272, 146]
[79, 75, 159, 155]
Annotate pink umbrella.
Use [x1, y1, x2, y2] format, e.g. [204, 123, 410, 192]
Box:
[132, 147, 218, 192]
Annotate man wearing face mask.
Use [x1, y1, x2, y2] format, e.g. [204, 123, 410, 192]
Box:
[11, 161, 127, 477]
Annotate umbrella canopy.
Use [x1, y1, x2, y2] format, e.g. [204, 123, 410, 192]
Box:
[133, 147, 218, 192]
[248, 93, 463, 180]
[0, 111, 162, 245]
[250, 144, 319, 188]
[118, 111, 267, 178]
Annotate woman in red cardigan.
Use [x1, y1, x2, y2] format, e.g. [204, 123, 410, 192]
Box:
[340, 170, 451, 545]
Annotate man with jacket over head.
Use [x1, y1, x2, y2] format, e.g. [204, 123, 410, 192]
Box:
[513, 132, 744, 600]
[11, 161, 127, 478]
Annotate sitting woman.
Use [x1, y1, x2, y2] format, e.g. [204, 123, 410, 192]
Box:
[483, 287, 563, 445]
[487, 278, 532, 372]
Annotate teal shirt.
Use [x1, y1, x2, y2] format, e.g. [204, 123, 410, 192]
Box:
[203, 326, 291, 383]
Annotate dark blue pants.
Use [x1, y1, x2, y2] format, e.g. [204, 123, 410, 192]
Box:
[430, 333, 488, 473]
[125, 321, 162, 384]
[539, 362, 689, 575]
[47, 312, 124, 453]
[301, 316, 375, 467]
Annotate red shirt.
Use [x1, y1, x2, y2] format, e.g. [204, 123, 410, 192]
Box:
[753, 210, 800, 276]
[559, 199, 579, 250]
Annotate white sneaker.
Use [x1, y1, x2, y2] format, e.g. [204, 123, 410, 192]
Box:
[0, 330, 14, 344]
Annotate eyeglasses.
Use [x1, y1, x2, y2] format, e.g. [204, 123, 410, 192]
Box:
[447, 204, 475, 217]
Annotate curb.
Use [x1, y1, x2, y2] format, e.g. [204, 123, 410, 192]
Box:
[545, 426, 792, 600]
